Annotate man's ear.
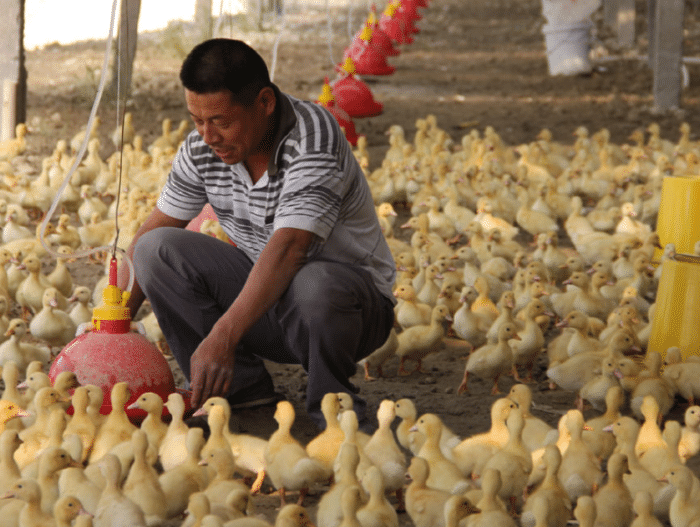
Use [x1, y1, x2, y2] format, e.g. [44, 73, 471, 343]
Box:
[258, 86, 276, 116]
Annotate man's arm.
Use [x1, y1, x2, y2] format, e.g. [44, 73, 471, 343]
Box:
[118, 207, 189, 317]
[189, 226, 315, 408]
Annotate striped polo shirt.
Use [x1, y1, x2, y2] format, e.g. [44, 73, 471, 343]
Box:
[157, 85, 396, 302]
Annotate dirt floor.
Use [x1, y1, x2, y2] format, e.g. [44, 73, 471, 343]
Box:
[14, 0, 700, 524]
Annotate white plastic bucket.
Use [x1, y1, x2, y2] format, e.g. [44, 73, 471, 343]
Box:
[542, 21, 592, 76]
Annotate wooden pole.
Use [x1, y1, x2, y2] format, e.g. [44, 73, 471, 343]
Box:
[1, 80, 16, 142]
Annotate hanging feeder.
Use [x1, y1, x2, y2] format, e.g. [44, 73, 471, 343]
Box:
[343, 24, 396, 76]
[315, 77, 360, 146]
[361, 7, 400, 57]
[379, 1, 415, 44]
[332, 58, 384, 118]
[49, 257, 183, 422]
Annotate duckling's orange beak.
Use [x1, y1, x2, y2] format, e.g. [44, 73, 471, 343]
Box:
[192, 407, 207, 417]
[0, 491, 15, 500]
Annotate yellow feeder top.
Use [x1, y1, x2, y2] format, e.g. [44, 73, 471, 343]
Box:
[383, 1, 398, 17]
[92, 257, 131, 329]
[360, 24, 374, 42]
[317, 78, 334, 106]
[341, 57, 357, 75]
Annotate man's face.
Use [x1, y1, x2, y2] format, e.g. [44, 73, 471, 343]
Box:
[185, 88, 267, 165]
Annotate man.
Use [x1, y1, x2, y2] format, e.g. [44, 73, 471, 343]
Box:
[119, 38, 396, 429]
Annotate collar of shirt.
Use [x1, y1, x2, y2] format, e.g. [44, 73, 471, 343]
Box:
[267, 83, 297, 178]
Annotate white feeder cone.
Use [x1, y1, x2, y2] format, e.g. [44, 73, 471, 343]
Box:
[541, 0, 601, 76]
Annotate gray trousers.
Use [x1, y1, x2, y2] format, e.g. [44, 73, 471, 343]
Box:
[133, 227, 394, 428]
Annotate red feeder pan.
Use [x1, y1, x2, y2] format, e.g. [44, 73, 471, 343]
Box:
[379, 2, 415, 44]
[49, 257, 181, 423]
[343, 25, 395, 76]
[332, 58, 383, 118]
[315, 77, 359, 146]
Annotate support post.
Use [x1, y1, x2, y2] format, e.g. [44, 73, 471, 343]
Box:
[2, 81, 17, 142]
[603, 0, 620, 29]
[0, 0, 26, 137]
[616, 0, 635, 48]
[652, 0, 684, 112]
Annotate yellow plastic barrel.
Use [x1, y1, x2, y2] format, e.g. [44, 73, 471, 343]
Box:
[648, 253, 700, 361]
[654, 175, 700, 261]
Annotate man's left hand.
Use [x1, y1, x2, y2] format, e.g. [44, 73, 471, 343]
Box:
[189, 328, 236, 409]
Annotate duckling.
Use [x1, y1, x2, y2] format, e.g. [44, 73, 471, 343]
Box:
[47, 214, 81, 250]
[395, 304, 451, 375]
[89, 382, 138, 464]
[14, 253, 51, 317]
[577, 355, 620, 412]
[520, 444, 571, 527]
[358, 328, 398, 381]
[28, 287, 77, 348]
[198, 447, 250, 509]
[411, 413, 471, 494]
[486, 290, 517, 344]
[15, 387, 64, 468]
[159, 427, 210, 519]
[679, 406, 700, 462]
[122, 429, 168, 523]
[638, 420, 683, 481]
[264, 401, 327, 507]
[510, 298, 549, 383]
[443, 495, 481, 527]
[93, 453, 147, 527]
[62, 386, 95, 463]
[404, 456, 453, 527]
[592, 452, 634, 527]
[482, 407, 532, 514]
[53, 495, 88, 527]
[195, 397, 268, 494]
[630, 490, 664, 527]
[558, 409, 604, 503]
[662, 355, 700, 407]
[1, 478, 54, 527]
[0, 319, 50, 377]
[507, 384, 554, 453]
[451, 397, 517, 479]
[459, 323, 519, 395]
[393, 283, 432, 330]
[305, 392, 344, 476]
[316, 441, 364, 527]
[416, 263, 443, 306]
[363, 400, 406, 510]
[467, 468, 518, 527]
[451, 286, 489, 351]
[36, 445, 81, 515]
[356, 465, 399, 527]
[629, 352, 675, 421]
[573, 496, 597, 527]
[0, 430, 22, 494]
[634, 395, 666, 460]
[663, 465, 700, 527]
[68, 286, 93, 327]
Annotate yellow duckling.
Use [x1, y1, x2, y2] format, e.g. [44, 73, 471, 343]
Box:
[122, 429, 168, 523]
[316, 441, 364, 527]
[36, 446, 81, 515]
[53, 495, 89, 527]
[0, 319, 50, 378]
[68, 286, 93, 327]
[459, 323, 520, 396]
[468, 468, 518, 527]
[63, 386, 96, 463]
[630, 490, 664, 527]
[558, 410, 604, 503]
[521, 444, 571, 527]
[89, 382, 138, 464]
[159, 427, 210, 519]
[14, 253, 51, 317]
[395, 304, 452, 376]
[663, 465, 700, 527]
[0, 123, 28, 161]
[93, 453, 147, 527]
[411, 413, 471, 494]
[197, 447, 250, 509]
[194, 396, 268, 494]
[592, 452, 634, 527]
[158, 391, 190, 471]
[356, 465, 399, 527]
[404, 456, 453, 527]
[363, 400, 406, 510]
[263, 401, 327, 507]
[305, 392, 344, 475]
[507, 384, 554, 453]
[1, 478, 54, 527]
[126, 391, 167, 452]
[28, 287, 77, 348]
[482, 407, 532, 514]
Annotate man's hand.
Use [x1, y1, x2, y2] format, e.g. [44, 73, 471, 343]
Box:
[189, 325, 236, 409]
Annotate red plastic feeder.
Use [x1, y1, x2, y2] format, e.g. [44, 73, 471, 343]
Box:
[343, 25, 395, 76]
[315, 77, 359, 146]
[379, 2, 415, 44]
[397, 0, 422, 23]
[332, 58, 383, 118]
[361, 7, 400, 57]
[49, 257, 179, 423]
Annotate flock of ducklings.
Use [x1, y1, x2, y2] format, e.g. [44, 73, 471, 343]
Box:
[1, 89, 700, 526]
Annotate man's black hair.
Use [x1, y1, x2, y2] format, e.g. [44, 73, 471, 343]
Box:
[180, 38, 271, 106]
